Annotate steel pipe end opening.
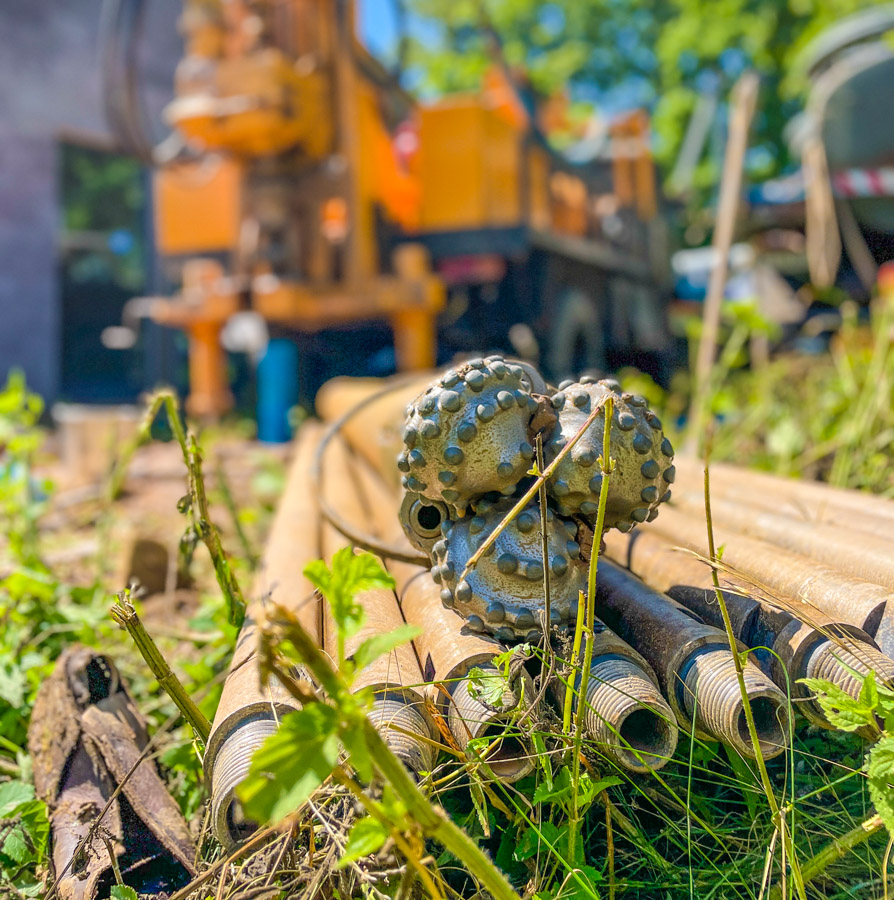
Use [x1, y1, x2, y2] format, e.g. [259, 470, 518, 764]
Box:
[583, 655, 679, 773]
[682, 648, 790, 760]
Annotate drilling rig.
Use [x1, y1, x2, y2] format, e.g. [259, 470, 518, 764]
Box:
[103, 0, 671, 419]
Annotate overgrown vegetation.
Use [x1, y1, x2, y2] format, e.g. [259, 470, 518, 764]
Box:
[620, 292, 894, 495]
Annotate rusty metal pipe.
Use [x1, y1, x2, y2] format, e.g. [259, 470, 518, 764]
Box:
[315, 374, 436, 489]
[669, 489, 894, 590]
[552, 624, 679, 773]
[604, 529, 894, 734]
[641, 504, 894, 649]
[671, 461, 894, 542]
[595, 561, 790, 759]
[320, 436, 438, 778]
[673, 456, 894, 525]
[205, 422, 324, 847]
[349, 453, 538, 782]
[402, 570, 536, 783]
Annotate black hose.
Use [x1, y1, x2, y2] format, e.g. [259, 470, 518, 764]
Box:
[99, 0, 161, 164]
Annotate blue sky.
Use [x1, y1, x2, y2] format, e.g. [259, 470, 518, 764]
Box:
[357, 0, 402, 63]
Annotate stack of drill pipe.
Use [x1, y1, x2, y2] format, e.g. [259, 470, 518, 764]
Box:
[320, 435, 438, 778]
[348, 453, 537, 781]
[669, 489, 894, 590]
[315, 374, 434, 489]
[205, 422, 324, 847]
[594, 560, 792, 760]
[333, 419, 680, 775]
[673, 456, 894, 531]
[604, 529, 894, 736]
[673, 457, 894, 542]
[640, 503, 894, 656]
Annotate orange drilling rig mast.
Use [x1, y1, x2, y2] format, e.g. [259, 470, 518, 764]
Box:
[104, 0, 668, 418]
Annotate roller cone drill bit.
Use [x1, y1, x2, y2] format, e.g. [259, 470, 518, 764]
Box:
[431, 497, 586, 640]
[396, 359, 672, 639]
[397, 357, 539, 515]
[544, 377, 674, 531]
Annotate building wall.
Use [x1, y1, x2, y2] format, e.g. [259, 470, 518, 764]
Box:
[0, 0, 182, 402]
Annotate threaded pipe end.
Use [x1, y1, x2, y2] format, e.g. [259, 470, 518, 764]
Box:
[582, 655, 679, 773]
[448, 667, 535, 783]
[682, 648, 789, 760]
[369, 695, 438, 779]
[210, 716, 279, 847]
[805, 638, 894, 732]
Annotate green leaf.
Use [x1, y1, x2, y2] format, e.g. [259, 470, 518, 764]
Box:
[558, 864, 603, 900]
[351, 624, 421, 674]
[238, 705, 339, 824]
[304, 549, 394, 641]
[15, 801, 48, 857]
[877, 681, 894, 715]
[110, 887, 140, 900]
[0, 665, 27, 708]
[514, 821, 561, 861]
[799, 677, 877, 732]
[868, 735, 894, 834]
[533, 768, 572, 807]
[337, 816, 389, 867]
[576, 774, 623, 807]
[0, 782, 34, 816]
[861, 669, 879, 711]
[467, 667, 511, 709]
[340, 723, 374, 783]
[2, 827, 32, 865]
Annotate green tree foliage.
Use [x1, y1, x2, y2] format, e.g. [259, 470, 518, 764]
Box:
[405, 0, 883, 183]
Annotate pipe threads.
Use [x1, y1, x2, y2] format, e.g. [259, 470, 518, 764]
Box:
[582, 655, 679, 773]
[805, 638, 894, 702]
[447, 668, 535, 782]
[210, 716, 279, 847]
[369, 695, 438, 779]
[681, 648, 789, 759]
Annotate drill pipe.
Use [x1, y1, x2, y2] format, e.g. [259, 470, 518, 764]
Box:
[320, 436, 438, 778]
[642, 504, 894, 653]
[672, 459, 894, 542]
[349, 453, 537, 781]
[205, 422, 323, 847]
[402, 569, 537, 782]
[595, 560, 791, 759]
[551, 624, 680, 773]
[604, 529, 894, 734]
[349, 444, 679, 775]
[673, 456, 894, 526]
[667, 485, 894, 591]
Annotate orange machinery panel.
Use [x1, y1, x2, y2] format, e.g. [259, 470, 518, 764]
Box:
[154, 156, 242, 256]
[550, 170, 589, 237]
[418, 99, 522, 231]
[526, 143, 552, 230]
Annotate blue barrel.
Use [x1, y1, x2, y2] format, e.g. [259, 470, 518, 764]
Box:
[257, 338, 299, 443]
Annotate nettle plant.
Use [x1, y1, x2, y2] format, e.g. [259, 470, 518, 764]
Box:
[801, 668, 894, 833]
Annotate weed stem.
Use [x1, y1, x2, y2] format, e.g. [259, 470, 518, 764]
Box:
[110, 591, 211, 742]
